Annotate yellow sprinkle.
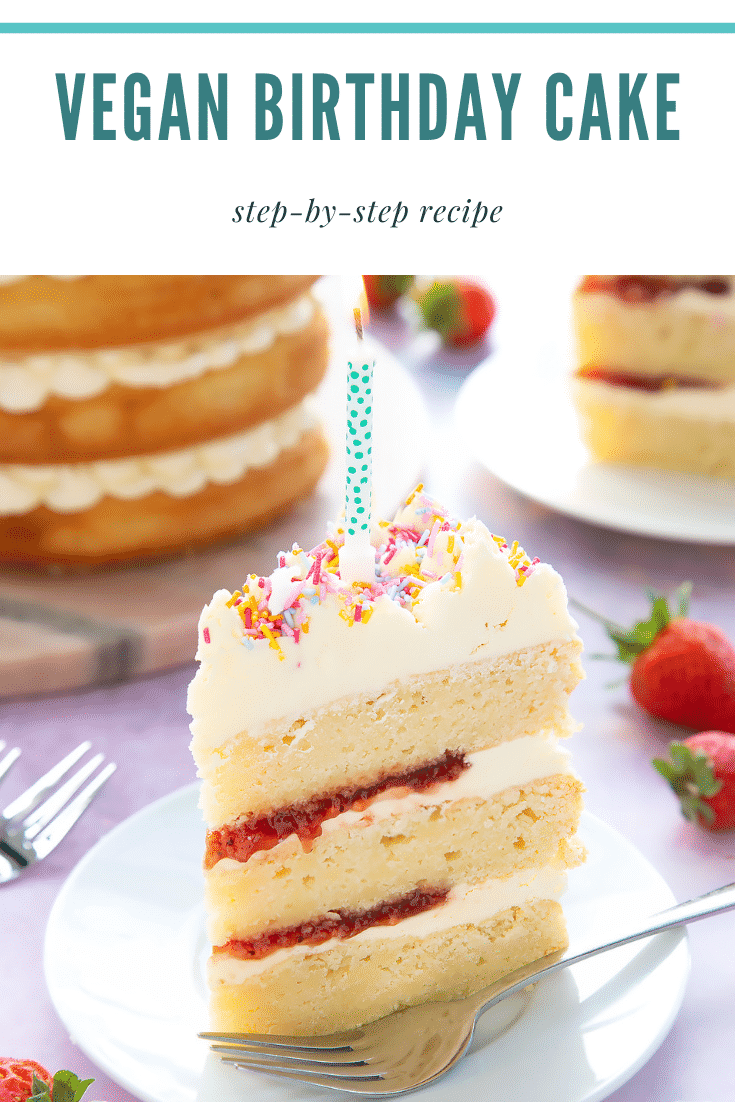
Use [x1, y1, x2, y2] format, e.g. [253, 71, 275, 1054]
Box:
[361, 607, 374, 624]
[405, 482, 424, 505]
[455, 571, 462, 589]
[447, 534, 454, 554]
[226, 591, 242, 608]
[338, 609, 351, 623]
[516, 572, 528, 587]
[492, 534, 507, 547]
[301, 621, 310, 634]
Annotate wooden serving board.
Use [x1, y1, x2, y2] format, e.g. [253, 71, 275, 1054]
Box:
[0, 340, 430, 698]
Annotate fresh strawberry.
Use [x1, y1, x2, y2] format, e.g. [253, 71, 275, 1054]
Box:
[653, 731, 735, 830]
[362, 275, 414, 310]
[0, 1061, 52, 1102]
[416, 279, 496, 347]
[0, 1060, 93, 1102]
[572, 584, 735, 733]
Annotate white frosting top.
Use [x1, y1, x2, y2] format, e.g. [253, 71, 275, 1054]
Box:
[575, 378, 735, 424]
[0, 295, 314, 412]
[188, 490, 580, 749]
[0, 395, 318, 516]
[208, 863, 568, 980]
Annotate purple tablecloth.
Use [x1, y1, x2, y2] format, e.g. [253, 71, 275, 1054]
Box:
[2, 313, 734, 1102]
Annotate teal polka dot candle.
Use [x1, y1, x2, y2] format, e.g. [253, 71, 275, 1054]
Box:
[341, 308, 376, 584]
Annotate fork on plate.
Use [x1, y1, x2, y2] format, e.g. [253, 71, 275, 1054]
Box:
[201, 878, 735, 1096]
[0, 739, 116, 884]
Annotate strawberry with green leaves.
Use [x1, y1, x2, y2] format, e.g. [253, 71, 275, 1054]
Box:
[654, 731, 735, 830]
[573, 583, 735, 734]
[0, 1060, 93, 1102]
[362, 276, 414, 310]
[416, 279, 496, 348]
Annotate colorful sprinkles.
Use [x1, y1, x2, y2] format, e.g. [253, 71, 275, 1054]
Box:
[206, 487, 540, 654]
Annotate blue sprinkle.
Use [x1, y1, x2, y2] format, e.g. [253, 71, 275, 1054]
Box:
[310, 594, 319, 604]
[284, 609, 295, 628]
[243, 637, 254, 650]
[417, 529, 430, 547]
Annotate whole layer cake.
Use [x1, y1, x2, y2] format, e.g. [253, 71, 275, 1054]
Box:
[573, 275, 735, 479]
[0, 275, 329, 565]
[188, 486, 585, 1035]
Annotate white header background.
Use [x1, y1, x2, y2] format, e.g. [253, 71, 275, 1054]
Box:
[0, 16, 733, 272]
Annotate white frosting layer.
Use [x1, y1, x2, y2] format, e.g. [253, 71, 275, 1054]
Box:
[188, 502, 579, 750]
[0, 395, 318, 516]
[576, 377, 735, 424]
[0, 295, 314, 412]
[208, 864, 568, 982]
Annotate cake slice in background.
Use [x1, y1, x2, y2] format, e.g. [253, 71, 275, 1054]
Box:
[0, 275, 329, 566]
[188, 486, 585, 1035]
[572, 275, 735, 479]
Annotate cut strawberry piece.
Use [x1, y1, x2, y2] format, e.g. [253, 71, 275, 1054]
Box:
[416, 279, 496, 348]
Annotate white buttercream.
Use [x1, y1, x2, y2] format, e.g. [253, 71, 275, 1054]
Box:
[0, 395, 318, 516]
[0, 295, 315, 412]
[208, 864, 568, 982]
[188, 499, 579, 751]
[575, 377, 735, 424]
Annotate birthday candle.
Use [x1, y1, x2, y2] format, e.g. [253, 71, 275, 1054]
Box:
[340, 304, 376, 585]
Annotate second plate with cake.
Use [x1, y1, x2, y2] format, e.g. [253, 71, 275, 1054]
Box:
[455, 343, 735, 545]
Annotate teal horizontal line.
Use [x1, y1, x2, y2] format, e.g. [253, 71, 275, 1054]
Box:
[0, 21, 734, 33]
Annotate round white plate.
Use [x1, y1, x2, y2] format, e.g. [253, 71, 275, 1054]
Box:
[454, 344, 735, 544]
[44, 786, 689, 1102]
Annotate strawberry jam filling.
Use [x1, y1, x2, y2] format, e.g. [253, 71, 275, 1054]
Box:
[577, 368, 723, 393]
[214, 885, 450, 960]
[205, 750, 468, 870]
[580, 275, 730, 303]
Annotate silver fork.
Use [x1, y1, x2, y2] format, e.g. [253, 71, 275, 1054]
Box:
[0, 739, 116, 884]
[201, 878, 735, 1096]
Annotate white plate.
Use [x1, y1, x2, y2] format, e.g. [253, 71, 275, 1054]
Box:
[454, 343, 735, 543]
[44, 786, 690, 1102]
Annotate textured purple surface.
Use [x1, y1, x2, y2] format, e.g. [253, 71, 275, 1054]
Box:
[1, 309, 734, 1102]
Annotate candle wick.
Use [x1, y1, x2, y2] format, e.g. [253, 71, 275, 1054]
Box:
[353, 307, 364, 341]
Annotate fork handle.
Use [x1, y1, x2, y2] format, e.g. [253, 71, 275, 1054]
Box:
[473, 879, 735, 1020]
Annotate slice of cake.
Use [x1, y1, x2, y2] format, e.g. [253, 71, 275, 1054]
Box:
[573, 275, 735, 479]
[188, 486, 585, 1035]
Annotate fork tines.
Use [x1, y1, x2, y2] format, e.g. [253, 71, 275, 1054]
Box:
[0, 741, 116, 874]
[199, 1031, 389, 1091]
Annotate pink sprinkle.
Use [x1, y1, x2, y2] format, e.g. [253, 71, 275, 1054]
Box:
[263, 578, 273, 599]
[531, 557, 540, 565]
[354, 604, 362, 622]
[320, 582, 327, 601]
[427, 519, 441, 557]
[383, 545, 398, 565]
[305, 559, 315, 581]
[233, 598, 242, 607]
[244, 607, 252, 629]
[279, 554, 286, 568]
[203, 627, 210, 644]
[313, 551, 323, 583]
[294, 629, 300, 644]
[258, 577, 265, 589]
